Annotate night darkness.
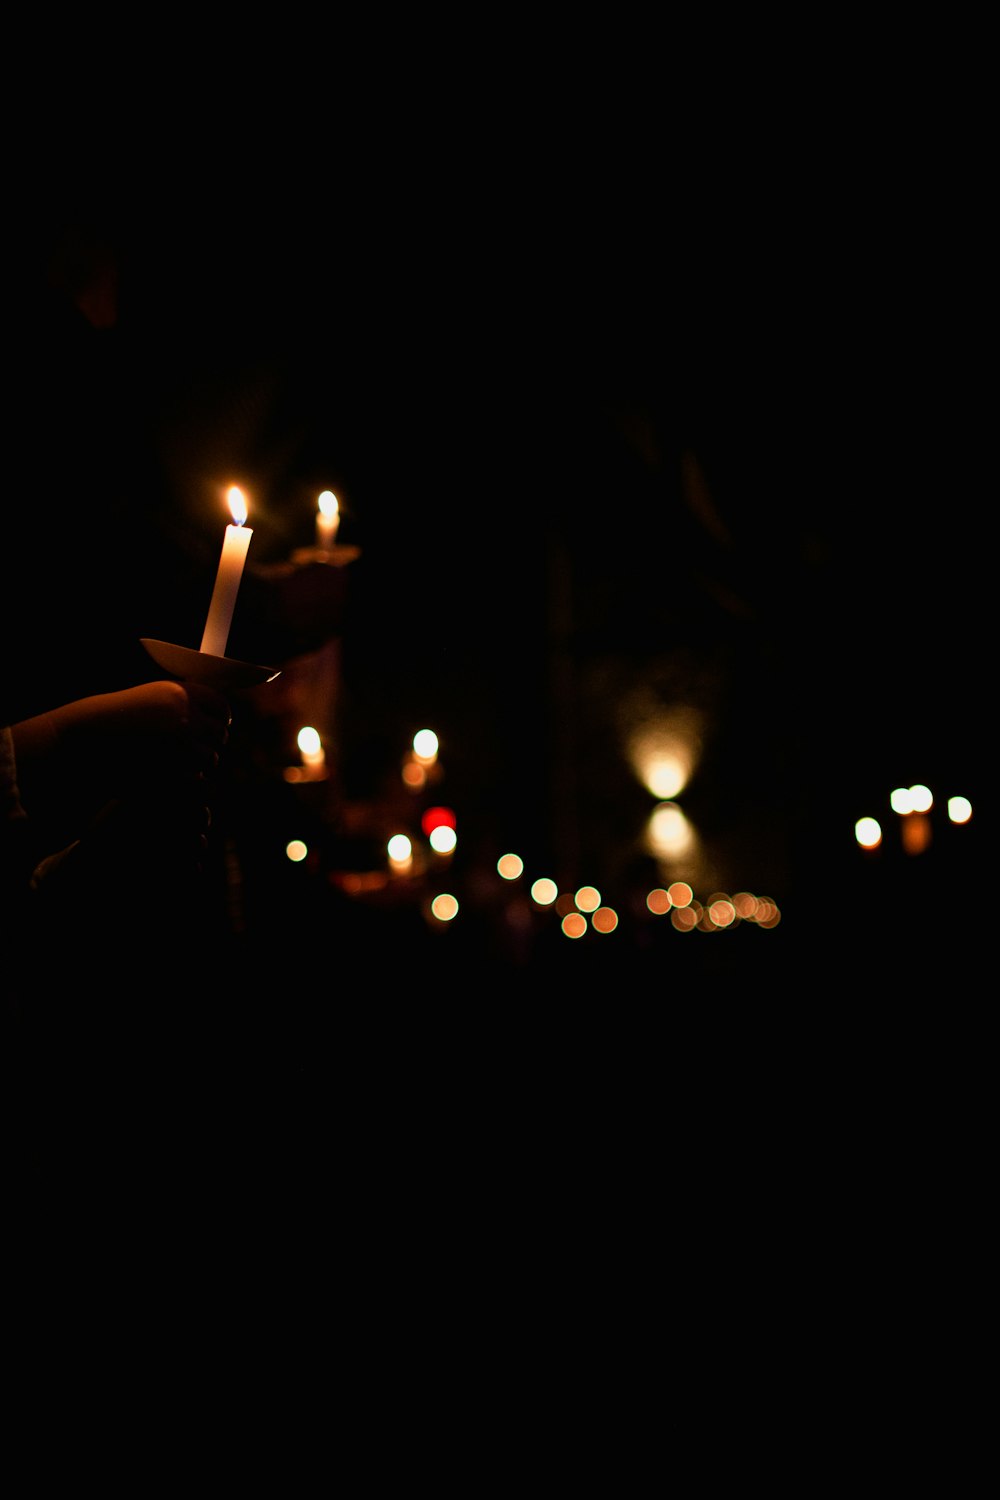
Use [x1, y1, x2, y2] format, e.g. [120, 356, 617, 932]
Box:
[3, 49, 992, 1459]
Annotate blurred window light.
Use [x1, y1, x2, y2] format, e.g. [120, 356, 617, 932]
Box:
[498, 853, 524, 880]
[531, 878, 558, 906]
[286, 840, 308, 863]
[429, 825, 457, 854]
[909, 784, 933, 813]
[561, 912, 587, 939]
[646, 888, 672, 915]
[948, 796, 972, 824]
[431, 893, 459, 922]
[575, 885, 601, 913]
[855, 817, 882, 849]
[647, 802, 695, 859]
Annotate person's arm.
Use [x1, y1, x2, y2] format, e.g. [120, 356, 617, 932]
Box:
[11, 679, 231, 793]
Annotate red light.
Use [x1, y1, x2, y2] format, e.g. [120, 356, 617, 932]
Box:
[421, 806, 456, 836]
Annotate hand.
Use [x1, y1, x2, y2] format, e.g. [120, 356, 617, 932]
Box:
[13, 679, 233, 788]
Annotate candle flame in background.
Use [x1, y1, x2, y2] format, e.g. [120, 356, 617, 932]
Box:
[388, 834, 412, 866]
[413, 729, 439, 764]
[856, 817, 882, 848]
[429, 825, 457, 854]
[891, 784, 933, 814]
[318, 490, 339, 523]
[227, 486, 248, 526]
[297, 726, 323, 762]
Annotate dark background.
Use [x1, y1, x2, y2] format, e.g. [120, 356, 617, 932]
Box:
[6, 66, 989, 1000]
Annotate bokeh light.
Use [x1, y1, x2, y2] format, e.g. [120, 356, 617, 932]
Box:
[413, 729, 439, 763]
[431, 893, 459, 922]
[531, 878, 558, 906]
[286, 840, 308, 863]
[561, 912, 587, 939]
[498, 853, 524, 880]
[646, 888, 672, 915]
[429, 825, 457, 854]
[592, 907, 618, 934]
[667, 881, 693, 908]
[909, 784, 933, 813]
[387, 834, 412, 863]
[297, 726, 322, 758]
[948, 796, 972, 824]
[647, 801, 695, 859]
[575, 885, 601, 913]
[422, 806, 457, 835]
[855, 817, 882, 849]
[626, 708, 702, 799]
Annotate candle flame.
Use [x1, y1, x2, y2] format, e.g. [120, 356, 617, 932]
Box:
[227, 486, 248, 527]
[318, 490, 339, 520]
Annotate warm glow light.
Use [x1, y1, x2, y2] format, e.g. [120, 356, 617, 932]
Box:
[286, 840, 308, 863]
[227, 486, 248, 526]
[667, 881, 693, 908]
[733, 892, 758, 918]
[855, 817, 882, 849]
[201, 486, 253, 656]
[429, 825, 457, 854]
[646, 888, 672, 915]
[561, 912, 587, 939]
[909, 784, 933, 813]
[316, 491, 340, 550]
[297, 726, 322, 758]
[626, 708, 701, 799]
[498, 853, 524, 880]
[890, 788, 914, 814]
[531, 878, 558, 906]
[413, 729, 439, 762]
[647, 802, 695, 859]
[948, 796, 972, 824]
[431, 893, 459, 922]
[387, 834, 412, 863]
[901, 813, 932, 855]
[592, 907, 618, 933]
[671, 906, 698, 931]
[575, 886, 601, 913]
[708, 898, 737, 928]
[402, 761, 426, 789]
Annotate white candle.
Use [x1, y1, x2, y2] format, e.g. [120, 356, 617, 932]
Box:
[200, 487, 253, 657]
[316, 490, 340, 551]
